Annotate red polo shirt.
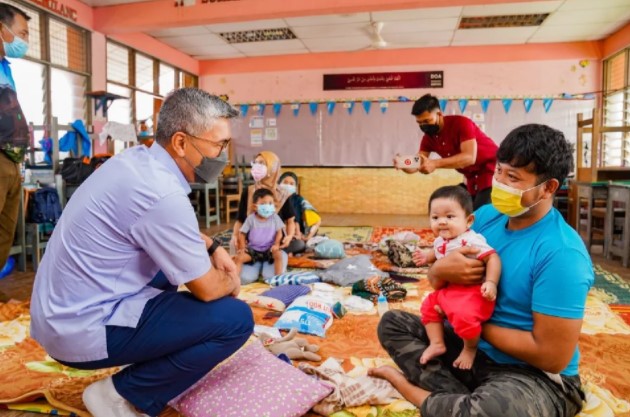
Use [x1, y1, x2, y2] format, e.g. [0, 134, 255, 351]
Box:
[419, 115, 498, 196]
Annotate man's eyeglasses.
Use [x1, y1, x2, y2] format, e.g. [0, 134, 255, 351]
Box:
[184, 132, 231, 154]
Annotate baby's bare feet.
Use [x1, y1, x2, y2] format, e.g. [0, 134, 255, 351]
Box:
[453, 346, 477, 370]
[419, 342, 447, 365]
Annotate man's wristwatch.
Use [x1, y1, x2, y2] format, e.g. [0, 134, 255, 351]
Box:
[207, 238, 222, 256]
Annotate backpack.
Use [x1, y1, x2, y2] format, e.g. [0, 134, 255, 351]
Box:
[0, 85, 29, 162]
[28, 187, 62, 225]
[61, 153, 112, 185]
[61, 156, 93, 185]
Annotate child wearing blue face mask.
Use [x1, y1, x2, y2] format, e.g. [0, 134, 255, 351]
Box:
[234, 187, 285, 277]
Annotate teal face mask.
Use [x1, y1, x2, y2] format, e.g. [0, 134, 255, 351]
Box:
[2, 27, 28, 58]
[256, 203, 275, 218]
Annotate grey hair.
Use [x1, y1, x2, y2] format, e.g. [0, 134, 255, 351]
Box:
[155, 88, 239, 146]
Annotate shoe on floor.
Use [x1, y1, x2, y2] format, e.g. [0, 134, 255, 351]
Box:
[82, 376, 147, 417]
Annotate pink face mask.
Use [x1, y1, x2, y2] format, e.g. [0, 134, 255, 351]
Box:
[251, 163, 268, 182]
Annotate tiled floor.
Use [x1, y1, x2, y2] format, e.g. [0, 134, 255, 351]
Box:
[0, 213, 628, 417]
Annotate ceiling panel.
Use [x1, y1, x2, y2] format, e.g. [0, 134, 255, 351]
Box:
[560, 0, 630, 11]
[531, 22, 612, 39]
[241, 48, 309, 57]
[108, 0, 630, 59]
[290, 22, 368, 39]
[384, 30, 454, 45]
[155, 33, 226, 48]
[371, 7, 462, 21]
[233, 39, 307, 54]
[194, 52, 245, 59]
[147, 26, 209, 38]
[543, 7, 630, 25]
[284, 13, 370, 27]
[462, 1, 563, 17]
[205, 19, 288, 34]
[302, 36, 372, 52]
[380, 17, 460, 34]
[178, 44, 241, 55]
[452, 26, 539, 45]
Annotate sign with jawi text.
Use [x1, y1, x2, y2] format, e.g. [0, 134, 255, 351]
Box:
[30, 0, 77, 21]
[323, 71, 443, 90]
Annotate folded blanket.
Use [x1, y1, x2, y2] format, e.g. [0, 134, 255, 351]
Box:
[352, 276, 407, 303]
[299, 358, 403, 415]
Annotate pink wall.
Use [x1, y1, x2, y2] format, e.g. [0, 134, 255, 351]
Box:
[200, 46, 601, 103]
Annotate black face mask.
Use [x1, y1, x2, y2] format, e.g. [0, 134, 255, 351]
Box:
[420, 124, 440, 136]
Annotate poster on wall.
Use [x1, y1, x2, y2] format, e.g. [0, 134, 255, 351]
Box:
[249, 116, 264, 129]
[250, 128, 263, 147]
[264, 127, 278, 141]
[323, 71, 443, 90]
[266, 118, 276, 127]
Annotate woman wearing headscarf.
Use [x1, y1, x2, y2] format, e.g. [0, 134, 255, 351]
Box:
[278, 172, 322, 254]
[232, 151, 296, 283]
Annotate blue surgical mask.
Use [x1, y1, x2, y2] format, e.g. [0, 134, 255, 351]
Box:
[2, 27, 28, 59]
[256, 203, 275, 218]
[279, 183, 296, 195]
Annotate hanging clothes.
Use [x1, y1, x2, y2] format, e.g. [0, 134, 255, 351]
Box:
[59, 119, 91, 156]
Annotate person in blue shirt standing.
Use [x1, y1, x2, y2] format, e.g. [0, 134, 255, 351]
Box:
[0, 3, 29, 274]
[371, 124, 593, 417]
[30, 89, 253, 417]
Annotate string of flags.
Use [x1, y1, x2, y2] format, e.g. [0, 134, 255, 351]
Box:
[235, 92, 597, 117]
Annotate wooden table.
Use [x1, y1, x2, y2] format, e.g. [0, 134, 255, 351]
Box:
[574, 181, 608, 253]
[190, 181, 220, 228]
[605, 182, 630, 267]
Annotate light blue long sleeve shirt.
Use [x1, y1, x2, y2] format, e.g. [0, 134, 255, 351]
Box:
[30, 143, 211, 362]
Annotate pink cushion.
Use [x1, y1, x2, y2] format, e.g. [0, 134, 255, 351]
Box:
[169, 340, 332, 417]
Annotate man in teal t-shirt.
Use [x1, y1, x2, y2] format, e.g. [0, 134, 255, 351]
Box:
[371, 124, 592, 417]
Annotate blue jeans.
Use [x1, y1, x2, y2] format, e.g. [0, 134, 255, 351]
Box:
[240, 250, 288, 284]
[57, 274, 253, 416]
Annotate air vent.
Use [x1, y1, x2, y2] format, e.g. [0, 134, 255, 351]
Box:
[459, 13, 549, 29]
[219, 28, 297, 44]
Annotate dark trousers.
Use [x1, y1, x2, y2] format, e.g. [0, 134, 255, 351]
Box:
[58, 273, 254, 416]
[284, 237, 306, 254]
[459, 183, 492, 211]
[378, 310, 584, 417]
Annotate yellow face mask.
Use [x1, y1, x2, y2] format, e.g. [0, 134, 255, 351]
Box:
[491, 177, 546, 217]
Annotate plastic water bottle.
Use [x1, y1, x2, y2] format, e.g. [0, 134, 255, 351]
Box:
[377, 292, 389, 317]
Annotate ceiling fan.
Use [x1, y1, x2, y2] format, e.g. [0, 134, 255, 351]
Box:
[366, 21, 388, 49]
[360, 21, 428, 51]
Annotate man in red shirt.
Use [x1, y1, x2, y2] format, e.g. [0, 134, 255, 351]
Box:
[397, 94, 498, 210]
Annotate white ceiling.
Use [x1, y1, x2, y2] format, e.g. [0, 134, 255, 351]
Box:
[88, 0, 630, 60]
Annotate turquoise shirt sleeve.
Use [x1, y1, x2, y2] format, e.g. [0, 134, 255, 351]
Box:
[531, 245, 594, 319]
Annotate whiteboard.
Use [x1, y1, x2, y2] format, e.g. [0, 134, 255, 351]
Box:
[229, 100, 595, 167]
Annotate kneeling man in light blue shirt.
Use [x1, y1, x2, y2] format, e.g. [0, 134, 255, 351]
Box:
[30, 88, 253, 417]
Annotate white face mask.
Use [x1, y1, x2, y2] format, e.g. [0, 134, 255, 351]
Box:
[279, 183, 296, 195]
[251, 163, 267, 182]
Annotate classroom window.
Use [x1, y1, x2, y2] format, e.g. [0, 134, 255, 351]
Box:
[603, 49, 630, 167]
[12, 59, 46, 125]
[106, 40, 198, 153]
[159, 63, 175, 96]
[5, 1, 90, 128]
